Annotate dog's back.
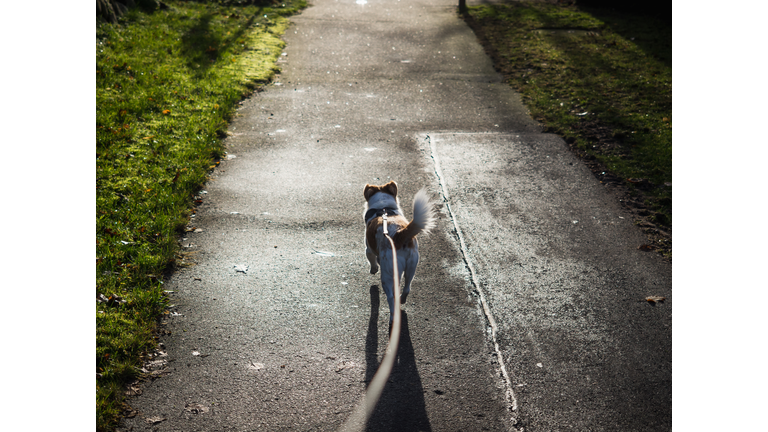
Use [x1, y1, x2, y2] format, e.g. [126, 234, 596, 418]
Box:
[363, 182, 435, 322]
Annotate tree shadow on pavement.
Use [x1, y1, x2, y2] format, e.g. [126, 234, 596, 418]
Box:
[364, 285, 432, 432]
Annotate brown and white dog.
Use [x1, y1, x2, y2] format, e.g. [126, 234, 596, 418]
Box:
[363, 181, 436, 323]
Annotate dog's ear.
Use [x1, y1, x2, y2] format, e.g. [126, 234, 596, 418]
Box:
[383, 181, 398, 198]
[363, 184, 378, 201]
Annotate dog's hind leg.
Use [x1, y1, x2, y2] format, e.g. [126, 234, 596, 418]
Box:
[366, 245, 379, 275]
[378, 249, 396, 321]
[365, 235, 379, 275]
[400, 248, 419, 305]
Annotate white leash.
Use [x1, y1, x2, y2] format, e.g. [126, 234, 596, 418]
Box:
[339, 212, 401, 432]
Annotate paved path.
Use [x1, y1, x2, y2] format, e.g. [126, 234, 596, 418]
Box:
[122, 0, 671, 430]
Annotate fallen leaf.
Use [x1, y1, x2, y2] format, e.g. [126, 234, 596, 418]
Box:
[146, 359, 167, 369]
[336, 360, 357, 373]
[125, 384, 142, 396]
[106, 294, 126, 307]
[145, 416, 166, 425]
[162, 109, 171, 115]
[646, 296, 666, 304]
[185, 403, 209, 414]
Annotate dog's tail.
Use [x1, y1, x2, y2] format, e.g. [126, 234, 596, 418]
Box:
[393, 189, 436, 249]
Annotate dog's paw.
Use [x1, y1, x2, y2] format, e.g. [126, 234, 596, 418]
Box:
[400, 292, 408, 305]
[369, 265, 379, 275]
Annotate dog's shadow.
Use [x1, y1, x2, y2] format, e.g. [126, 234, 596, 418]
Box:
[364, 285, 432, 432]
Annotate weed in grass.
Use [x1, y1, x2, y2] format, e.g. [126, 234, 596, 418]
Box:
[96, 1, 306, 431]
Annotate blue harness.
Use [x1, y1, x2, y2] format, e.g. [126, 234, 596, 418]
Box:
[364, 207, 400, 224]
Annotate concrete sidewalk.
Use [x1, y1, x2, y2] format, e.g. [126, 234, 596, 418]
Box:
[121, 0, 671, 430]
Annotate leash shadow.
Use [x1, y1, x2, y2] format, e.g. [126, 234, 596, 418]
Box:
[364, 285, 432, 432]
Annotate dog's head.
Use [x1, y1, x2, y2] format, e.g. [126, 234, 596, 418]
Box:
[364, 181, 398, 202]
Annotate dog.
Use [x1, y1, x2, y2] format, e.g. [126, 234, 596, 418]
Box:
[363, 181, 436, 324]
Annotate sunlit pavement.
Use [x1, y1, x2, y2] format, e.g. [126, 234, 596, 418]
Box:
[121, 1, 671, 430]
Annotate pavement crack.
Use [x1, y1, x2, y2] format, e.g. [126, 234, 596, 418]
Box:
[425, 134, 519, 419]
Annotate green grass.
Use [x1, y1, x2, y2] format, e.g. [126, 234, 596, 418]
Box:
[465, 2, 672, 227]
[96, 1, 305, 430]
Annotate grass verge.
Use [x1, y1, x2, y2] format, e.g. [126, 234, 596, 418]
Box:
[96, 1, 305, 430]
[464, 1, 671, 256]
